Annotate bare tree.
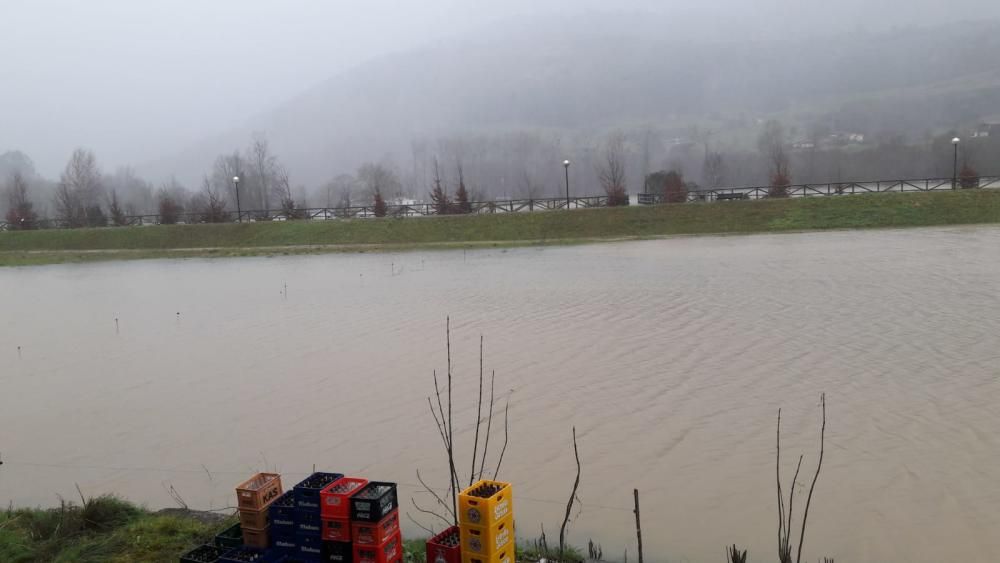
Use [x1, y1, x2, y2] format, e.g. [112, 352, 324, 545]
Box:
[248, 133, 277, 213]
[212, 151, 246, 208]
[411, 320, 511, 534]
[517, 168, 542, 200]
[357, 162, 400, 201]
[108, 190, 128, 226]
[454, 162, 471, 214]
[198, 175, 229, 223]
[273, 164, 305, 219]
[758, 120, 791, 197]
[5, 171, 38, 230]
[56, 148, 103, 227]
[702, 151, 727, 188]
[597, 133, 628, 206]
[776, 393, 827, 563]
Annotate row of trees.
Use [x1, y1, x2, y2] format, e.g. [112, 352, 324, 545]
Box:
[4, 119, 996, 228]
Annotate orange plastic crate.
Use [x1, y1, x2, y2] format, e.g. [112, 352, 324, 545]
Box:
[235, 473, 283, 511]
[461, 546, 513, 563]
[352, 508, 400, 546]
[457, 480, 513, 528]
[238, 507, 269, 530]
[241, 525, 269, 549]
[459, 514, 513, 555]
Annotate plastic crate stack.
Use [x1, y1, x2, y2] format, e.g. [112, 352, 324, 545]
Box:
[292, 472, 344, 561]
[348, 482, 401, 563]
[235, 473, 284, 549]
[457, 480, 514, 563]
[179, 472, 401, 563]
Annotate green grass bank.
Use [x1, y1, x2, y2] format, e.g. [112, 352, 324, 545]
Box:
[0, 496, 579, 563]
[4, 189, 1000, 266]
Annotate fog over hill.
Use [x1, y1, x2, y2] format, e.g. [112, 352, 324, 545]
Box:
[141, 14, 1000, 198]
[5, 1, 1000, 216]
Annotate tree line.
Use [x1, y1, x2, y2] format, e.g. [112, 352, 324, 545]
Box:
[3, 120, 997, 229]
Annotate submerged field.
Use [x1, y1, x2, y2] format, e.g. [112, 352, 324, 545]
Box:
[3, 189, 1000, 265]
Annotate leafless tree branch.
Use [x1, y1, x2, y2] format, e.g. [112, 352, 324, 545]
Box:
[416, 469, 455, 520]
[470, 335, 484, 486]
[493, 394, 511, 480]
[796, 393, 827, 563]
[406, 512, 436, 536]
[478, 370, 496, 481]
[411, 497, 454, 527]
[559, 426, 581, 562]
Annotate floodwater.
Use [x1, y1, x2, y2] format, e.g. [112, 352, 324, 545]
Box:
[2, 227, 999, 562]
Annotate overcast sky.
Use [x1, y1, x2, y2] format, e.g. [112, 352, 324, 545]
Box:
[3, 0, 998, 178]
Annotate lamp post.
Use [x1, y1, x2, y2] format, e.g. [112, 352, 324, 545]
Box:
[563, 159, 571, 209]
[233, 176, 242, 223]
[951, 137, 960, 190]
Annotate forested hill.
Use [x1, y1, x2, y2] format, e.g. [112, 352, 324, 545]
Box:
[144, 16, 1000, 189]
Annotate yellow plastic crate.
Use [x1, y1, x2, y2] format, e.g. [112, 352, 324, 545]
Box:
[458, 480, 513, 527]
[461, 546, 513, 563]
[460, 514, 513, 556]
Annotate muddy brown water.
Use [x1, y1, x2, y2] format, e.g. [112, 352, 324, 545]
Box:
[2, 226, 999, 562]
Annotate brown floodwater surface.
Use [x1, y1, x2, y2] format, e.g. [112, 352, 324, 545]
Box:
[2, 226, 999, 562]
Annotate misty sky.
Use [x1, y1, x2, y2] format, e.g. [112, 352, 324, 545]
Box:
[3, 0, 999, 179]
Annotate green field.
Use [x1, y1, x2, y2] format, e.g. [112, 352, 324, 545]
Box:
[3, 190, 1000, 266]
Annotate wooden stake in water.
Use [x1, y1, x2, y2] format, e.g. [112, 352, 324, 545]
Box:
[115, 316, 119, 334]
[634, 489, 643, 563]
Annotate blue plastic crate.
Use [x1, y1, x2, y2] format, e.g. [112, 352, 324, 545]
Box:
[294, 508, 322, 537]
[219, 546, 283, 562]
[215, 522, 243, 550]
[293, 473, 343, 511]
[297, 533, 324, 561]
[272, 533, 298, 557]
[270, 491, 298, 522]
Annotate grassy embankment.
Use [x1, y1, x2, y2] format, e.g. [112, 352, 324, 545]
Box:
[0, 496, 579, 563]
[3, 189, 1000, 266]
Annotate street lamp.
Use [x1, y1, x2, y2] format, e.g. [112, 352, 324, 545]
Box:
[563, 160, 571, 209]
[233, 176, 242, 223]
[951, 137, 960, 190]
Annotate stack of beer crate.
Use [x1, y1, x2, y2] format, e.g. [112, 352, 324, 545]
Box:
[458, 480, 514, 563]
[234, 472, 283, 549]
[349, 482, 401, 563]
[294, 472, 344, 561]
[268, 490, 298, 557]
[318, 476, 366, 562]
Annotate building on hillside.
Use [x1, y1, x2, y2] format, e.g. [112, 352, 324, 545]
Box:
[972, 119, 1000, 138]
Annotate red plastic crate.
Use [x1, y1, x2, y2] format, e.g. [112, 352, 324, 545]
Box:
[353, 530, 402, 563]
[351, 509, 399, 546]
[322, 516, 352, 542]
[321, 477, 369, 519]
[426, 526, 461, 563]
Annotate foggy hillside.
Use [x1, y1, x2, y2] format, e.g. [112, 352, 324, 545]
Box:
[142, 14, 1000, 193]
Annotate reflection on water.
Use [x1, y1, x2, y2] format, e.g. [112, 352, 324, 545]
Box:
[2, 226, 999, 562]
